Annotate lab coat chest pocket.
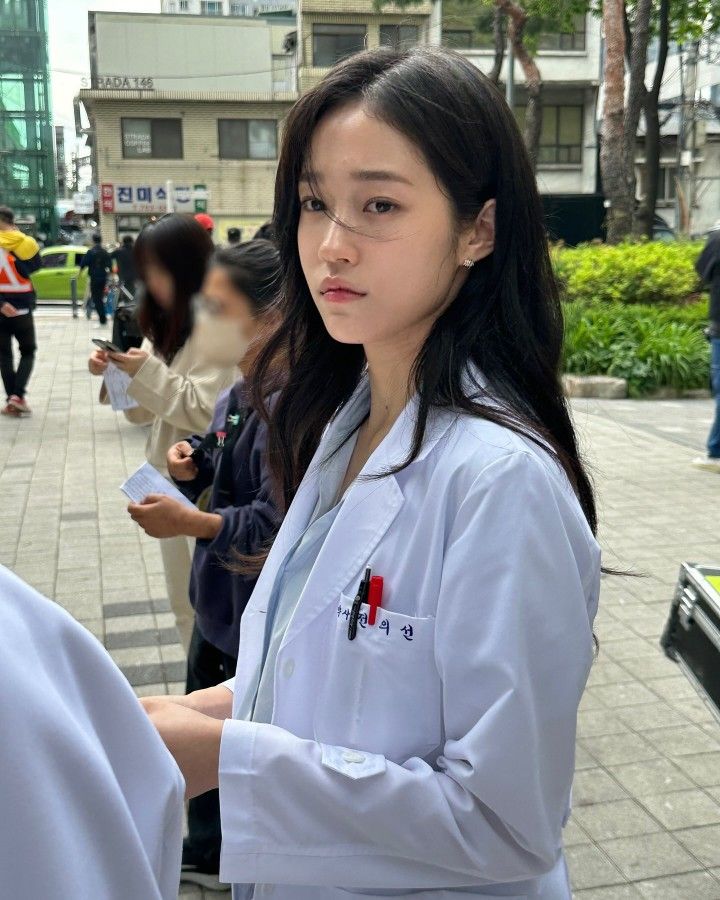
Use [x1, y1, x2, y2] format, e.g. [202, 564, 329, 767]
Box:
[313, 593, 442, 763]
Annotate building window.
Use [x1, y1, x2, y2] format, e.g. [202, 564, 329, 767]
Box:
[312, 24, 366, 68]
[537, 14, 586, 51]
[379, 24, 419, 50]
[179, 0, 189, 9]
[515, 105, 583, 164]
[638, 165, 676, 204]
[218, 119, 277, 159]
[201, 1, 223, 15]
[230, 2, 250, 13]
[121, 118, 183, 159]
[442, 29, 473, 49]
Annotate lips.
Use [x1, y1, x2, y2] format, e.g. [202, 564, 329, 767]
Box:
[319, 278, 367, 304]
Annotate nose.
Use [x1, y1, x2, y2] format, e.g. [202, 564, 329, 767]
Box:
[317, 215, 357, 266]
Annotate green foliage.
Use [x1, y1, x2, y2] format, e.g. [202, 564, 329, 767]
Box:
[553, 240, 704, 306]
[562, 300, 710, 395]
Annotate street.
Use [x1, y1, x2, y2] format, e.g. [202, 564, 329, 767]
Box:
[2, 310, 720, 898]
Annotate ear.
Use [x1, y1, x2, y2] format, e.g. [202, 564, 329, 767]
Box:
[458, 199, 495, 267]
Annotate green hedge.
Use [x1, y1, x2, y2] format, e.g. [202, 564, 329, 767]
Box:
[553, 240, 704, 306]
[562, 300, 710, 396]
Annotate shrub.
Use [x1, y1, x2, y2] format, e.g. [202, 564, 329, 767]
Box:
[562, 301, 710, 396]
[553, 240, 705, 306]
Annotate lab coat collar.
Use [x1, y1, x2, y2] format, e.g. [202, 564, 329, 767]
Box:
[273, 375, 462, 649]
[234, 367, 483, 703]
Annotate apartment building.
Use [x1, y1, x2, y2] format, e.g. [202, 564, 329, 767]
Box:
[442, 1, 604, 243]
[79, 11, 296, 241]
[296, 0, 438, 93]
[160, 1, 296, 16]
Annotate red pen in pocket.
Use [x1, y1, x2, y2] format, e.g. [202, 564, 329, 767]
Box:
[367, 575, 384, 626]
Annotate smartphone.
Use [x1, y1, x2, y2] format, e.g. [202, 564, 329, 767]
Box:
[91, 338, 123, 353]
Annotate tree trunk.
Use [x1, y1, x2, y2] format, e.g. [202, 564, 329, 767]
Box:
[600, 0, 633, 242]
[497, 0, 543, 169]
[624, 0, 653, 232]
[636, 0, 670, 238]
[488, 6, 506, 86]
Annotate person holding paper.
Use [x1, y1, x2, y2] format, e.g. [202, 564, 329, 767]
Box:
[88, 214, 235, 648]
[128, 240, 282, 889]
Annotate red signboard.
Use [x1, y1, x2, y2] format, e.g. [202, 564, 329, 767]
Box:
[101, 183, 114, 213]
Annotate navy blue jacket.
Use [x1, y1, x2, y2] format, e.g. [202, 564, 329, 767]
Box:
[175, 381, 279, 657]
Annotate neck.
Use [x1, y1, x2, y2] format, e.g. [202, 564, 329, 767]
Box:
[362, 329, 425, 440]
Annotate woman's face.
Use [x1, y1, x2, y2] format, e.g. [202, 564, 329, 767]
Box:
[143, 258, 175, 310]
[297, 102, 491, 355]
[202, 265, 259, 342]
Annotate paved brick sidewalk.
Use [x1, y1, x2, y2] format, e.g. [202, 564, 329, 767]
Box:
[2, 313, 720, 899]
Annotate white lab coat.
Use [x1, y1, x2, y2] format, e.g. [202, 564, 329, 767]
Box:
[218, 373, 601, 899]
[0, 565, 184, 900]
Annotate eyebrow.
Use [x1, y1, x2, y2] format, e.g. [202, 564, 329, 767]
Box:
[299, 169, 414, 186]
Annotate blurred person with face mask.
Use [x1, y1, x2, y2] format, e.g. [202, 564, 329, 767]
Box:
[128, 240, 283, 890]
[87, 214, 236, 649]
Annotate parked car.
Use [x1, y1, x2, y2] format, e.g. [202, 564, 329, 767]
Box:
[652, 214, 677, 242]
[30, 245, 88, 301]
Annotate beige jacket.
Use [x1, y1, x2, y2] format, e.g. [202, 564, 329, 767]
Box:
[107, 336, 236, 473]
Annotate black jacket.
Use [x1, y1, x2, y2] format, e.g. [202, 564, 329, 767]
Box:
[175, 381, 279, 658]
[81, 245, 112, 282]
[696, 233, 720, 324]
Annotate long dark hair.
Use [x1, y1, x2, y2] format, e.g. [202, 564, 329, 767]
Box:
[252, 46, 597, 537]
[209, 239, 280, 315]
[134, 214, 213, 361]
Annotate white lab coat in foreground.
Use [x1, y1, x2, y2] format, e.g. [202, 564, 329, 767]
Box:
[0, 566, 184, 900]
[219, 374, 601, 899]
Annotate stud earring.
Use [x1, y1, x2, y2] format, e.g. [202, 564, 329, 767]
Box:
[462, 258, 475, 269]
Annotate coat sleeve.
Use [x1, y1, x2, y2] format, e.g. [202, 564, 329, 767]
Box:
[127, 347, 232, 433]
[196, 421, 278, 557]
[218, 451, 599, 889]
[172, 389, 234, 502]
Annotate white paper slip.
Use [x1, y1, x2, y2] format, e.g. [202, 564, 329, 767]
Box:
[120, 462, 196, 508]
[103, 362, 139, 411]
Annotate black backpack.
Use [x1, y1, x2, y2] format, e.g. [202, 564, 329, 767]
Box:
[111, 285, 143, 352]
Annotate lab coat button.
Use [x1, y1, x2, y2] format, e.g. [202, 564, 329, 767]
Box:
[282, 658, 295, 679]
[341, 750, 366, 764]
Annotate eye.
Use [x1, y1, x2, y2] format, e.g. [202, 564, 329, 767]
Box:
[300, 197, 325, 212]
[366, 199, 397, 214]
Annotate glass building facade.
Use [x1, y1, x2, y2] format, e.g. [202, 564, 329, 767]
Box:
[0, 0, 57, 237]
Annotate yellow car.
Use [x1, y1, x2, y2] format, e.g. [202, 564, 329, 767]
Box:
[30, 245, 89, 302]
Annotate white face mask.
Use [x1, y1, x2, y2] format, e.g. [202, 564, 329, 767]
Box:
[193, 308, 248, 367]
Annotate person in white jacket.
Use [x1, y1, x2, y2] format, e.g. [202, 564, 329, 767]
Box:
[141, 47, 602, 899]
[0, 565, 184, 899]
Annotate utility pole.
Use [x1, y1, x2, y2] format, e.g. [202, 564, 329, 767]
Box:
[686, 39, 700, 234]
[674, 44, 685, 232]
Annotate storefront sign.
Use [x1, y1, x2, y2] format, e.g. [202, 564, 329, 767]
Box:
[85, 76, 155, 90]
[101, 184, 114, 213]
[194, 184, 208, 213]
[73, 191, 95, 214]
[101, 184, 195, 214]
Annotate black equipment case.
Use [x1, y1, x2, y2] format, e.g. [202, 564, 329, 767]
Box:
[661, 562, 720, 720]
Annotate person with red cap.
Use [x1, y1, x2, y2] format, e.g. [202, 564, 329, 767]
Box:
[194, 213, 214, 240]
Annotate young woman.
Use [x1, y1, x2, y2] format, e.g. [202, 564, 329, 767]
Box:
[88, 214, 236, 648]
[143, 47, 601, 899]
[128, 240, 283, 887]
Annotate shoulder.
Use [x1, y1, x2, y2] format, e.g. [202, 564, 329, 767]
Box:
[428, 408, 593, 538]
